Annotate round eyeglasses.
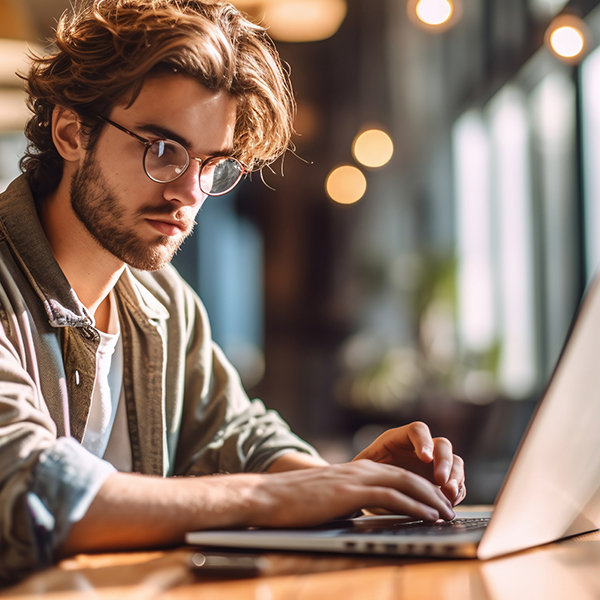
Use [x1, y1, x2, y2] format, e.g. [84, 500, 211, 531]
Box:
[98, 115, 246, 196]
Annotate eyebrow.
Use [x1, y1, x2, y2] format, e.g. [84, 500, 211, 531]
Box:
[136, 123, 234, 158]
[137, 123, 191, 147]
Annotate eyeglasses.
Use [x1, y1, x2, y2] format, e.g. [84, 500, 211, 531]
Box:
[98, 116, 246, 196]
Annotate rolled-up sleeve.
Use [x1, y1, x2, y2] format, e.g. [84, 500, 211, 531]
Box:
[0, 334, 115, 582]
[1, 439, 115, 581]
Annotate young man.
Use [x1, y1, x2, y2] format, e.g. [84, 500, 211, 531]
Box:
[0, 0, 465, 580]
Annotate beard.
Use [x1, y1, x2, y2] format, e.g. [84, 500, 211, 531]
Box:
[70, 151, 195, 271]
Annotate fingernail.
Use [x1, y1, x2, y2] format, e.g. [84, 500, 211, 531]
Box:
[441, 464, 451, 483]
[447, 479, 458, 498]
[422, 446, 433, 460]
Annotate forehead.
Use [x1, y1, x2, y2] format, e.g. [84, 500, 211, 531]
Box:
[112, 74, 237, 153]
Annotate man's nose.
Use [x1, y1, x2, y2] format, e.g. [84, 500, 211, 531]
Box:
[162, 162, 206, 207]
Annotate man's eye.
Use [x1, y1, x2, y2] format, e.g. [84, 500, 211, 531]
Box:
[151, 140, 178, 159]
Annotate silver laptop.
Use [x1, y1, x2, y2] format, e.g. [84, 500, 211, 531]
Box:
[187, 275, 600, 560]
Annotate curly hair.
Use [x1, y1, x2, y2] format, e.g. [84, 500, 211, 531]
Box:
[20, 0, 296, 196]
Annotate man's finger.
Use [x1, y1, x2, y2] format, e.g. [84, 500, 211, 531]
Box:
[403, 421, 435, 463]
[342, 460, 455, 520]
[432, 437, 454, 486]
[441, 454, 465, 504]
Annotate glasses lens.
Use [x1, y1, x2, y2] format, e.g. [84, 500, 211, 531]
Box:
[200, 157, 244, 196]
[144, 140, 189, 183]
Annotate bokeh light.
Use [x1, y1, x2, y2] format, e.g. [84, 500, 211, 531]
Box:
[353, 129, 394, 168]
[326, 166, 367, 204]
[415, 0, 453, 26]
[407, 0, 461, 32]
[545, 15, 589, 63]
[262, 0, 347, 42]
[550, 26, 584, 58]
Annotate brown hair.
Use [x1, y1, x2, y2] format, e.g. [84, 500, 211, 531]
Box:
[21, 0, 295, 196]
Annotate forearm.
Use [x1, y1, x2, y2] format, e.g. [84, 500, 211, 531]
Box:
[267, 451, 329, 472]
[62, 471, 263, 555]
[64, 453, 328, 555]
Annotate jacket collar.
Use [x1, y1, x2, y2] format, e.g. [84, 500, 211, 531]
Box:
[117, 268, 170, 321]
[0, 176, 169, 325]
[0, 176, 95, 328]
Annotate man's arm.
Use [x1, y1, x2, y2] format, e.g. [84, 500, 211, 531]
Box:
[62, 457, 456, 556]
[62, 421, 463, 556]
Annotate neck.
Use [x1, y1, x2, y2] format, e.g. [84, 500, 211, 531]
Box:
[39, 175, 125, 332]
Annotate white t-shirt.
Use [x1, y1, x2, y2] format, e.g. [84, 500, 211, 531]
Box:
[81, 291, 132, 472]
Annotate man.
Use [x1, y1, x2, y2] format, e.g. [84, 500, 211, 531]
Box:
[0, 0, 465, 580]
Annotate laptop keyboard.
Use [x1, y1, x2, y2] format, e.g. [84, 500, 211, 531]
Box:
[352, 517, 490, 537]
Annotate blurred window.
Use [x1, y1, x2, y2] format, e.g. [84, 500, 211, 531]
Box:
[581, 45, 600, 280]
[488, 87, 537, 398]
[530, 71, 579, 377]
[452, 110, 496, 355]
[0, 133, 26, 192]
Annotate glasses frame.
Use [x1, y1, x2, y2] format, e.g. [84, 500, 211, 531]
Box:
[97, 115, 246, 197]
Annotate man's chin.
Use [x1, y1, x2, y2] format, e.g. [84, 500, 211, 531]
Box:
[123, 254, 174, 272]
[87, 222, 188, 271]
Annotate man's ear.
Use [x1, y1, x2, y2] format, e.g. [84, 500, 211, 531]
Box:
[51, 107, 85, 162]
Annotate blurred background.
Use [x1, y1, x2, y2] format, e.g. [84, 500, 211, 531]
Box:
[1, 0, 599, 502]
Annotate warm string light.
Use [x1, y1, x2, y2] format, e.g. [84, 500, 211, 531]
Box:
[407, 0, 461, 32]
[353, 129, 394, 168]
[231, 0, 347, 42]
[415, 0, 453, 26]
[545, 15, 589, 63]
[326, 166, 367, 205]
[551, 27, 584, 57]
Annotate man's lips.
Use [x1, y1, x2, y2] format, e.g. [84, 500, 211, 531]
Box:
[145, 218, 189, 236]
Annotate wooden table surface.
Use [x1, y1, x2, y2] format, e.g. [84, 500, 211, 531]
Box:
[2, 513, 599, 599]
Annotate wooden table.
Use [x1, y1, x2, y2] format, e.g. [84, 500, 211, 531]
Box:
[2, 516, 599, 599]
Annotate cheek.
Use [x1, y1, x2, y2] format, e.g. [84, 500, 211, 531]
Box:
[94, 138, 147, 189]
[100, 153, 156, 199]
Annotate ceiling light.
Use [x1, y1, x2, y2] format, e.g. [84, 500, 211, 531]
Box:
[244, 0, 347, 43]
[551, 26, 584, 57]
[545, 15, 589, 63]
[416, 0, 452, 25]
[407, 0, 462, 33]
[326, 165, 367, 204]
[353, 129, 394, 168]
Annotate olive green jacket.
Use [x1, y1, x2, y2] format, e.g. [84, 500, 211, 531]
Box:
[0, 176, 317, 581]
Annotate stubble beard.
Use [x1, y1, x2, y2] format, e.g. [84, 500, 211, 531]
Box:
[70, 152, 194, 271]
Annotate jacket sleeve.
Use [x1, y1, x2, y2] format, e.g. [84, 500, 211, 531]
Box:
[0, 319, 115, 583]
[171, 280, 321, 476]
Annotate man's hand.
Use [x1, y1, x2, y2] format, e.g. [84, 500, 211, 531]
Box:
[352, 421, 466, 506]
[251, 459, 456, 527]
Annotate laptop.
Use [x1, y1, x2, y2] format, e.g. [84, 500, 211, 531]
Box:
[186, 275, 600, 560]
